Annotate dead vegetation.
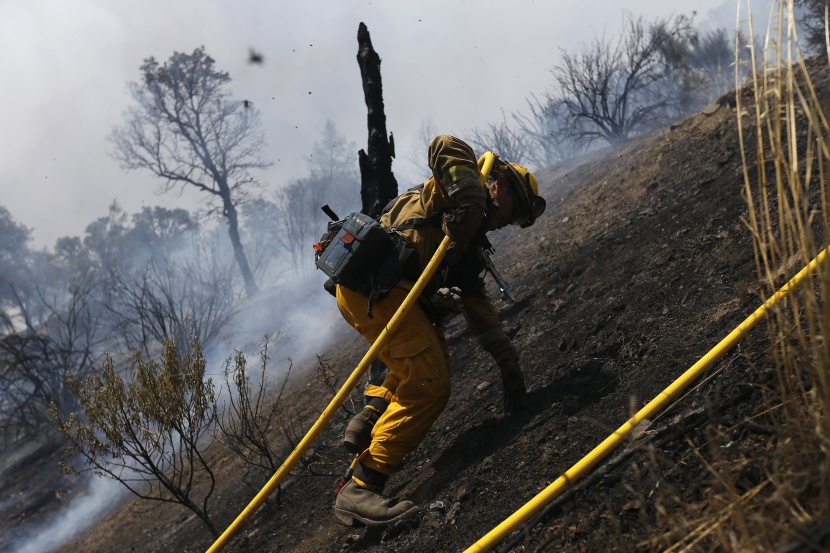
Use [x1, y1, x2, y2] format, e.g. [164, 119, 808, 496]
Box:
[674, 2, 830, 548]
[8, 2, 830, 552]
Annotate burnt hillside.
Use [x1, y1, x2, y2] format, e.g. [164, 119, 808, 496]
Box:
[47, 58, 830, 553]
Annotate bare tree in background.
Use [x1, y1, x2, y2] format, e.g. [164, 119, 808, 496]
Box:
[110, 46, 270, 298]
[103, 231, 243, 358]
[551, 14, 696, 147]
[794, 0, 828, 53]
[0, 206, 105, 443]
[512, 96, 588, 169]
[308, 120, 361, 213]
[468, 109, 531, 166]
[653, 22, 746, 113]
[245, 120, 359, 276]
[399, 118, 438, 185]
[243, 182, 318, 277]
[0, 274, 102, 443]
[274, 177, 321, 275]
[51, 338, 220, 537]
[0, 205, 32, 311]
[673, 27, 735, 100]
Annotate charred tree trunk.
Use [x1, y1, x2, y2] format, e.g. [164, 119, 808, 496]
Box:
[356, 22, 397, 389]
[356, 22, 398, 218]
[218, 186, 259, 298]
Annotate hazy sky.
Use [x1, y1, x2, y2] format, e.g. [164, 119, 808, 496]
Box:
[1, 0, 745, 248]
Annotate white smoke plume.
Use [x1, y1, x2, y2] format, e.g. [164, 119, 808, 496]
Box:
[5, 477, 125, 553]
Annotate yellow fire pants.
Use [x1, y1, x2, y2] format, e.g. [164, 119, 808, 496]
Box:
[336, 285, 451, 475]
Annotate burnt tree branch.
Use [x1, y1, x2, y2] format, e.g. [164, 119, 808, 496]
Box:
[356, 22, 398, 218]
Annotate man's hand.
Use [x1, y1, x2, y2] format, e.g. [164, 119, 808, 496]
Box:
[499, 360, 527, 416]
[431, 287, 463, 326]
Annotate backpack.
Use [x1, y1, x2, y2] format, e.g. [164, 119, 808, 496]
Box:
[314, 210, 418, 318]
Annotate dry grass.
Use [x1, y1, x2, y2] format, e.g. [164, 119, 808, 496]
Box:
[653, 1, 830, 550]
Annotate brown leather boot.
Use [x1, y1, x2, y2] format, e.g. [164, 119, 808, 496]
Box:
[334, 480, 420, 527]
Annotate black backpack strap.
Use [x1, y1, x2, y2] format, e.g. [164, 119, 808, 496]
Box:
[391, 211, 444, 232]
[367, 288, 381, 318]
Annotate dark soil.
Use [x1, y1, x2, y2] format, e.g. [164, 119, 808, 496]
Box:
[5, 58, 828, 553]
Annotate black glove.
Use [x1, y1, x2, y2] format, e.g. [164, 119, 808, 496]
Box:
[433, 287, 463, 326]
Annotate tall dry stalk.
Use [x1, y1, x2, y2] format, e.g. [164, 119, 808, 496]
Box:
[704, 0, 830, 549]
[644, 3, 830, 551]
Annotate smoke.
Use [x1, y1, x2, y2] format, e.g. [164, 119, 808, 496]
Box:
[241, 274, 345, 356]
[0, 213, 350, 553]
[5, 476, 124, 553]
[698, 0, 777, 33]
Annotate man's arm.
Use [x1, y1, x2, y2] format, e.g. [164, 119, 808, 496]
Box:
[427, 135, 488, 263]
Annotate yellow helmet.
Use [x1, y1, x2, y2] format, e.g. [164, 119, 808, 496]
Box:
[509, 163, 539, 196]
[493, 159, 547, 228]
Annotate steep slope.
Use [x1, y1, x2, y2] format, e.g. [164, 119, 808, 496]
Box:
[51, 61, 828, 553]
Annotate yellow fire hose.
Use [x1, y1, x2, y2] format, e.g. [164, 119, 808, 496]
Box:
[464, 244, 830, 553]
[205, 152, 497, 552]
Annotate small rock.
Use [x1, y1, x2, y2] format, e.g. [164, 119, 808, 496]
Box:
[621, 499, 642, 513]
[428, 500, 447, 512]
[479, 457, 494, 472]
[445, 501, 462, 524]
[662, 307, 669, 315]
[717, 152, 733, 166]
[631, 419, 651, 439]
[341, 533, 360, 549]
[562, 216, 570, 223]
[476, 381, 492, 392]
[505, 324, 522, 339]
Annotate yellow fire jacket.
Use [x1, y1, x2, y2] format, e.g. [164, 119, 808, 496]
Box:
[380, 134, 487, 270]
[379, 134, 502, 335]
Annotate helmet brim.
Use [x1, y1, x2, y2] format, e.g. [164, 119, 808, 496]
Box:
[496, 160, 544, 228]
[522, 195, 546, 229]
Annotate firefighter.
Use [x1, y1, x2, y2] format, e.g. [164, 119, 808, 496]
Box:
[333, 134, 546, 527]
